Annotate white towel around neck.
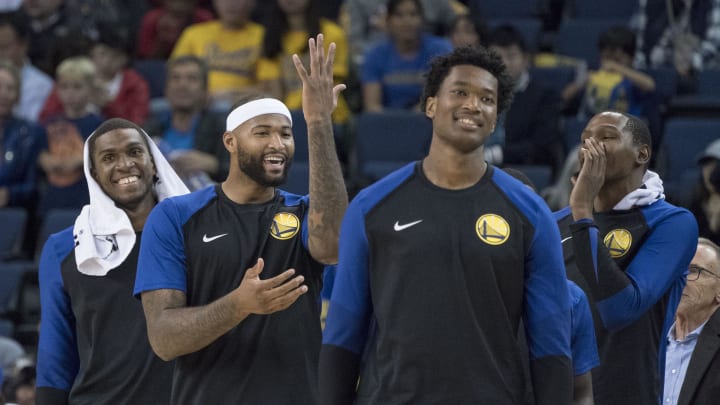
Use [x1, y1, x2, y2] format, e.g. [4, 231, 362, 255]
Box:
[613, 170, 666, 211]
[73, 125, 189, 276]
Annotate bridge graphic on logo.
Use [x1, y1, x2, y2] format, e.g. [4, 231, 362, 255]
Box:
[476, 214, 510, 246]
[270, 212, 300, 240]
[603, 229, 632, 258]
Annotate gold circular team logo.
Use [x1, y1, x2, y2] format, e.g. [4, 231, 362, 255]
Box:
[270, 212, 300, 240]
[603, 229, 632, 258]
[476, 214, 510, 245]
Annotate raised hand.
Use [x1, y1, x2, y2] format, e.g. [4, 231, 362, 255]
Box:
[232, 258, 308, 315]
[569, 137, 607, 220]
[292, 33, 346, 123]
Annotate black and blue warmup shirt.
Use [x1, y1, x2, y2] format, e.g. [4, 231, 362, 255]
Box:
[134, 185, 324, 404]
[36, 228, 173, 405]
[554, 202, 698, 405]
[567, 280, 599, 376]
[321, 163, 573, 405]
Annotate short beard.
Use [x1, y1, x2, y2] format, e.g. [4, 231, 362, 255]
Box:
[236, 147, 292, 187]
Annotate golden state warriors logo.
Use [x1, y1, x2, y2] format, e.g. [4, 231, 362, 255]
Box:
[603, 229, 632, 258]
[270, 212, 300, 240]
[476, 214, 510, 245]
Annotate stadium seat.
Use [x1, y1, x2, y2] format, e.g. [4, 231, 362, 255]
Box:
[0, 208, 27, 261]
[658, 118, 720, 185]
[563, 116, 590, 155]
[0, 319, 12, 337]
[570, 0, 638, 19]
[353, 111, 432, 183]
[530, 66, 576, 100]
[35, 208, 81, 262]
[290, 110, 309, 162]
[133, 59, 167, 100]
[470, 0, 542, 19]
[504, 164, 554, 191]
[487, 18, 543, 52]
[284, 162, 309, 195]
[555, 19, 626, 68]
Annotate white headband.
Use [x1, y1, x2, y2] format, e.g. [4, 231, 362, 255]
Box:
[226, 98, 293, 131]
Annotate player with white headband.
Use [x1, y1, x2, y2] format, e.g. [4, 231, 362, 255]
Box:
[133, 34, 349, 404]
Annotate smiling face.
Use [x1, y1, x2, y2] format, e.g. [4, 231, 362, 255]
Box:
[424, 64, 498, 154]
[90, 128, 157, 211]
[225, 113, 294, 187]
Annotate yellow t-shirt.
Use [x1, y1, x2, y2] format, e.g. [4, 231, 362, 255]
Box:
[172, 21, 265, 95]
[256, 19, 350, 123]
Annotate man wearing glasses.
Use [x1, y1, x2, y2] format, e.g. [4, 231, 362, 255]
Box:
[663, 238, 720, 405]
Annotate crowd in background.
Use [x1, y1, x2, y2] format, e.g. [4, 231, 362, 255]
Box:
[2, 0, 720, 403]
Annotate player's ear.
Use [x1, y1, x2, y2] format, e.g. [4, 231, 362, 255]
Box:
[636, 143, 650, 166]
[223, 131, 235, 153]
[425, 97, 436, 119]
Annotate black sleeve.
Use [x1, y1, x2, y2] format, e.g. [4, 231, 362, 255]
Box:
[36, 386, 69, 405]
[319, 344, 361, 405]
[531, 356, 574, 405]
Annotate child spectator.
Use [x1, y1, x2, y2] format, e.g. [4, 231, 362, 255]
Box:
[565, 26, 656, 120]
[40, 27, 150, 124]
[37, 56, 103, 216]
[136, 0, 214, 60]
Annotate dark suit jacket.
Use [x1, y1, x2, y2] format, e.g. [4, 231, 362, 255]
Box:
[503, 77, 563, 173]
[677, 308, 720, 405]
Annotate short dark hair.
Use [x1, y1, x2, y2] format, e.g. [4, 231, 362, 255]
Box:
[0, 11, 29, 40]
[88, 118, 149, 166]
[229, 93, 275, 113]
[488, 25, 527, 53]
[620, 112, 651, 150]
[166, 55, 209, 89]
[387, 0, 424, 19]
[598, 26, 636, 56]
[421, 45, 514, 113]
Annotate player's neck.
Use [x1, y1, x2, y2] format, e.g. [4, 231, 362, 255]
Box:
[594, 172, 645, 211]
[422, 148, 487, 190]
[221, 175, 275, 204]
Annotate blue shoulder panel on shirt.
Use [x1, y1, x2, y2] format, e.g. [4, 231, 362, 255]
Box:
[567, 280, 599, 375]
[595, 200, 697, 330]
[323, 163, 416, 354]
[492, 168, 572, 359]
[278, 190, 311, 249]
[134, 186, 218, 296]
[37, 226, 79, 391]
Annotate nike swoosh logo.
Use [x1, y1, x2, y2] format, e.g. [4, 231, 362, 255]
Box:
[561, 236, 573, 244]
[394, 220, 423, 231]
[203, 233, 228, 243]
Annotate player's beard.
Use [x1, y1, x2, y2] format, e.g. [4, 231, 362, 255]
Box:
[236, 147, 292, 187]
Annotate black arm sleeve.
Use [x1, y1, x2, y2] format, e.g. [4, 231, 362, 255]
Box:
[319, 344, 361, 405]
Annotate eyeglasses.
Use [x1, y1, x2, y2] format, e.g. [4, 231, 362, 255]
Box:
[687, 265, 720, 281]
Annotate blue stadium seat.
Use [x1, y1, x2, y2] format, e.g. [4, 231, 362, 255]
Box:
[0, 319, 13, 337]
[504, 164, 554, 191]
[353, 111, 433, 182]
[133, 59, 167, 100]
[470, 0, 542, 19]
[698, 69, 720, 96]
[0, 262, 32, 319]
[0, 208, 27, 261]
[563, 116, 590, 155]
[555, 19, 626, 68]
[284, 162, 309, 195]
[570, 0, 638, 19]
[35, 208, 81, 262]
[487, 18, 543, 52]
[659, 119, 720, 185]
[530, 66, 576, 99]
[290, 110, 309, 162]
